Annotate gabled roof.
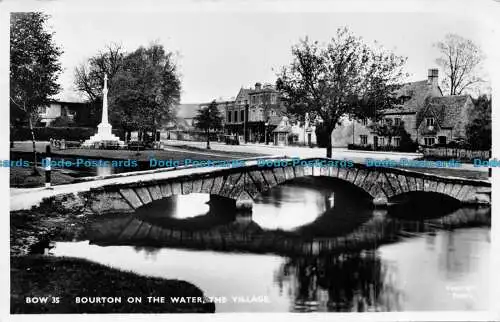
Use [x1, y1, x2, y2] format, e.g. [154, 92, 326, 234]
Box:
[383, 80, 441, 114]
[268, 115, 283, 126]
[418, 95, 471, 129]
[235, 88, 251, 102]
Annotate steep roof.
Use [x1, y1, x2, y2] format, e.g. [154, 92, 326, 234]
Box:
[268, 115, 283, 126]
[384, 80, 437, 113]
[418, 95, 471, 128]
[235, 88, 251, 102]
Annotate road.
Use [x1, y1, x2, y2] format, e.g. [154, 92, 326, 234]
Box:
[162, 139, 488, 173]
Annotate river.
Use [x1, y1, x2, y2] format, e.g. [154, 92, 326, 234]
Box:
[46, 177, 490, 312]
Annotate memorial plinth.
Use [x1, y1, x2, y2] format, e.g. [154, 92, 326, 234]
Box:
[81, 74, 125, 148]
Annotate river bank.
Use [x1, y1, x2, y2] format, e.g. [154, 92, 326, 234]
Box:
[10, 200, 215, 314]
[11, 255, 215, 313]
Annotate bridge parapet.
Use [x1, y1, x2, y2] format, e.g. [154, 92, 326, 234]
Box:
[19, 157, 491, 215]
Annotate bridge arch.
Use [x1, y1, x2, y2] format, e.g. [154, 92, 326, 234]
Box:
[49, 159, 490, 216]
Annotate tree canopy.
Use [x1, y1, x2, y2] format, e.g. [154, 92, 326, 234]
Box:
[276, 27, 407, 157]
[74, 43, 181, 134]
[74, 43, 124, 103]
[194, 100, 222, 132]
[10, 12, 62, 120]
[466, 95, 491, 150]
[194, 100, 222, 149]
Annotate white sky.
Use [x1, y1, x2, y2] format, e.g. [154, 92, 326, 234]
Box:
[6, 0, 500, 103]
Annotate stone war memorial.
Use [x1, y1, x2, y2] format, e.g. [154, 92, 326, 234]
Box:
[81, 74, 125, 149]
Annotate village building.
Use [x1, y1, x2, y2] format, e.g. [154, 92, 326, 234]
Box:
[416, 95, 475, 146]
[37, 100, 93, 127]
[222, 83, 287, 143]
[329, 68, 473, 149]
[164, 103, 201, 141]
[246, 82, 285, 143]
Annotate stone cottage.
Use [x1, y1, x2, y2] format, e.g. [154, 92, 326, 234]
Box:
[330, 69, 474, 149]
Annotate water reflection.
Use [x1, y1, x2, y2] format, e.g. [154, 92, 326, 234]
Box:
[46, 177, 491, 312]
[51, 228, 490, 312]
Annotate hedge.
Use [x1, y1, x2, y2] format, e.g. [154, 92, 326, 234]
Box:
[11, 127, 125, 141]
[347, 143, 419, 153]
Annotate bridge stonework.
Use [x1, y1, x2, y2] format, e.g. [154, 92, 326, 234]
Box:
[45, 159, 491, 215]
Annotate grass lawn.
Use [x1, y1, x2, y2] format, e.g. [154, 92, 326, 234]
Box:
[10, 167, 76, 188]
[396, 167, 488, 180]
[11, 141, 262, 161]
[11, 255, 215, 313]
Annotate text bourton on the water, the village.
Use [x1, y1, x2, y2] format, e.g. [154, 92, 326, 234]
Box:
[9, 7, 492, 314]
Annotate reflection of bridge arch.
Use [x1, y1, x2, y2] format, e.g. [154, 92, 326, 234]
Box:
[36, 158, 490, 215]
[86, 205, 490, 257]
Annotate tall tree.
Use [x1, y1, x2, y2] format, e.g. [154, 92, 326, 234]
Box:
[75, 43, 181, 139]
[194, 100, 222, 149]
[277, 27, 407, 157]
[466, 94, 491, 150]
[10, 12, 62, 173]
[112, 43, 181, 140]
[435, 34, 483, 96]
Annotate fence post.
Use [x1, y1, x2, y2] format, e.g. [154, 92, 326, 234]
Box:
[45, 145, 52, 189]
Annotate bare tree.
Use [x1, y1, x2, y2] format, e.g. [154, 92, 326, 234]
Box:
[434, 34, 483, 95]
[74, 43, 124, 102]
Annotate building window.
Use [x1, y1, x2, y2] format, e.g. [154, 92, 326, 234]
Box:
[379, 137, 385, 146]
[360, 135, 368, 145]
[438, 136, 447, 145]
[424, 137, 436, 146]
[227, 112, 231, 123]
[426, 117, 435, 126]
[394, 137, 401, 146]
[234, 111, 238, 123]
[361, 118, 368, 126]
[240, 110, 245, 122]
[39, 106, 47, 114]
[394, 118, 401, 126]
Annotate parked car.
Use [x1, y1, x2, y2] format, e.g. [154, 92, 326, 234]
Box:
[224, 135, 239, 145]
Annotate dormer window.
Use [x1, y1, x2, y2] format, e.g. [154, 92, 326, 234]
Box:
[426, 117, 435, 127]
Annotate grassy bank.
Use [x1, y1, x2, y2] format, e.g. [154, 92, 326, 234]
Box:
[10, 167, 76, 188]
[10, 203, 88, 256]
[11, 255, 215, 313]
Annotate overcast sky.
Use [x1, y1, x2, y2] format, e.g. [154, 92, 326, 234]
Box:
[24, 1, 497, 103]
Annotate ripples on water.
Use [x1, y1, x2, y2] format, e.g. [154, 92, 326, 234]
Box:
[47, 177, 490, 312]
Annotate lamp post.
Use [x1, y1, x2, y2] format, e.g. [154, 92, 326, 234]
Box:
[265, 119, 269, 145]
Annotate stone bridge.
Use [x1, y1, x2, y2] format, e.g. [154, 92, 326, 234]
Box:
[32, 157, 491, 215]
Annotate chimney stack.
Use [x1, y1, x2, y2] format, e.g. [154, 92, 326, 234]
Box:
[255, 82, 262, 90]
[428, 69, 439, 87]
